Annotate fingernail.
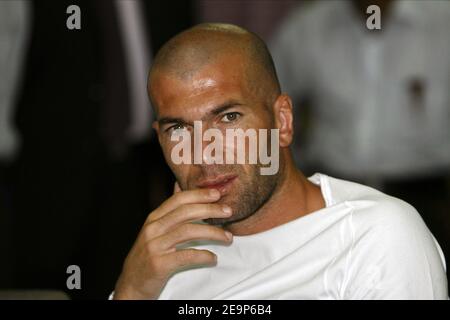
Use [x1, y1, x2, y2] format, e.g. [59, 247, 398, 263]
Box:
[209, 189, 220, 198]
[222, 205, 232, 215]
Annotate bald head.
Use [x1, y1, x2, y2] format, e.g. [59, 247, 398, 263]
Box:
[148, 23, 281, 113]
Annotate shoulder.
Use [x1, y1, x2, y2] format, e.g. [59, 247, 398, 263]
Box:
[327, 175, 434, 243]
[351, 191, 426, 240]
[322, 175, 448, 299]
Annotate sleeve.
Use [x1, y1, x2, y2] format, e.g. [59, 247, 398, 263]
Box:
[342, 198, 448, 300]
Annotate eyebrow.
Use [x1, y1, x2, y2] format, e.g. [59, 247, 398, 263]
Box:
[158, 100, 243, 126]
[158, 117, 188, 126]
[208, 101, 243, 117]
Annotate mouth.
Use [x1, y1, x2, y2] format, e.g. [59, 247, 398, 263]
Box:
[197, 175, 237, 195]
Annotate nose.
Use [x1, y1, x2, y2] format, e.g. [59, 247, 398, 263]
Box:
[190, 120, 226, 165]
[202, 128, 225, 165]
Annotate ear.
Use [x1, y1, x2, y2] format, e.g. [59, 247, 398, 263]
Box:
[273, 94, 294, 147]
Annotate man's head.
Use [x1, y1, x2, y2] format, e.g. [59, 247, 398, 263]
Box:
[149, 23, 295, 225]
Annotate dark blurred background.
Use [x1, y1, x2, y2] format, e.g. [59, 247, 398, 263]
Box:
[0, 0, 449, 299]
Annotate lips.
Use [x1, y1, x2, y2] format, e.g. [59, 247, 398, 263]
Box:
[197, 175, 237, 195]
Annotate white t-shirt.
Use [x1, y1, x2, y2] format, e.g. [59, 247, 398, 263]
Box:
[158, 173, 448, 300]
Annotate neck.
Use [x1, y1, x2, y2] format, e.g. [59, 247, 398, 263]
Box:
[225, 152, 325, 236]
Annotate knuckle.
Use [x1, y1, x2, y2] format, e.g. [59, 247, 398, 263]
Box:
[142, 224, 157, 240]
[149, 219, 165, 233]
[145, 240, 158, 255]
[145, 209, 158, 222]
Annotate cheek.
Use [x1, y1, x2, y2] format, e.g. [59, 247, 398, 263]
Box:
[159, 140, 188, 176]
[169, 163, 191, 188]
[159, 141, 175, 166]
[175, 167, 189, 182]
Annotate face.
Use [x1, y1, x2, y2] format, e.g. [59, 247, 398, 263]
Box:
[150, 54, 282, 225]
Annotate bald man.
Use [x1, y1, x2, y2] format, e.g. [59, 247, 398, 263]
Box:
[112, 24, 447, 300]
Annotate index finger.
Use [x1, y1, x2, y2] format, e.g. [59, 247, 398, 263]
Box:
[146, 188, 221, 223]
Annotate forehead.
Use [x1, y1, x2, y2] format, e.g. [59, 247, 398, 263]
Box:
[150, 55, 253, 119]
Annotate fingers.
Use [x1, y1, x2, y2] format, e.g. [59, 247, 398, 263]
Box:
[162, 249, 218, 274]
[153, 223, 233, 252]
[115, 187, 229, 300]
[147, 188, 221, 222]
[151, 203, 232, 234]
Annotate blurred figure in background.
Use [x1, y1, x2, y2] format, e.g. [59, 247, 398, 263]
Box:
[196, 0, 297, 42]
[0, 0, 31, 289]
[4, 0, 449, 299]
[9, 0, 191, 299]
[271, 0, 450, 285]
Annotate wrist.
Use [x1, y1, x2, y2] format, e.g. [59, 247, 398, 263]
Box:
[114, 280, 157, 300]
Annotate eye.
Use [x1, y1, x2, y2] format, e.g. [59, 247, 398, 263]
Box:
[221, 112, 241, 123]
[167, 123, 186, 133]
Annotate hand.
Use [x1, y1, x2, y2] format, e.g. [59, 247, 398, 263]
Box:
[113, 187, 233, 300]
